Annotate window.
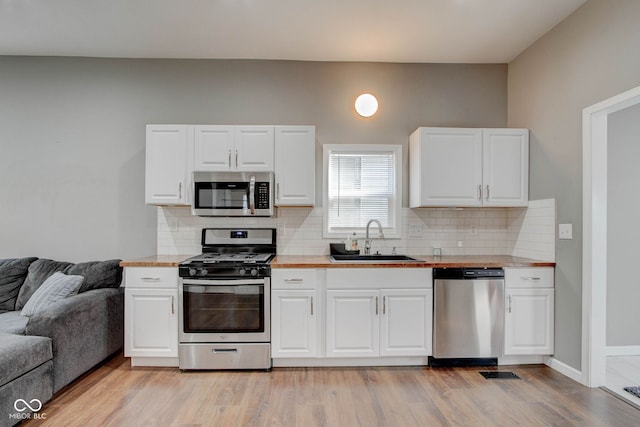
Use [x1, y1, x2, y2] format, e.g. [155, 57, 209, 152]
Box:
[323, 144, 402, 238]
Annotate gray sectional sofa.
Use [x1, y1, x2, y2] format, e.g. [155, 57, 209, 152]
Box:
[0, 257, 124, 426]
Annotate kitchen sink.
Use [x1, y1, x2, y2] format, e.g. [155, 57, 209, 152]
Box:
[329, 254, 422, 263]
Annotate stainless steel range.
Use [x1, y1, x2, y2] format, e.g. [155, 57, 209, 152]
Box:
[178, 228, 276, 370]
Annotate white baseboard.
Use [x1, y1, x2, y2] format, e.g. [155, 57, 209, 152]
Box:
[546, 357, 583, 384]
[605, 345, 640, 356]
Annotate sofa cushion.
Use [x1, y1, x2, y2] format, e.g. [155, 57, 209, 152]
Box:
[0, 311, 29, 334]
[0, 257, 38, 312]
[15, 259, 122, 310]
[21, 272, 84, 317]
[0, 333, 52, 387]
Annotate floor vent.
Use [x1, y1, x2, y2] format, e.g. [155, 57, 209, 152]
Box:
[480, 371, 521, 380]
[623, 386, 640, 399]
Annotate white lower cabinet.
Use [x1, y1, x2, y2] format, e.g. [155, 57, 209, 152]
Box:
[503, 267, 555, 356]
[326, 290, 380, 357]
[271, 269, 320, 358]
[326, 288, 432, 358]
[271, 289, 318, 357]
[380, 289, 432, 356]
[325, 268, 432, 359]
[124, 267, 179, 366]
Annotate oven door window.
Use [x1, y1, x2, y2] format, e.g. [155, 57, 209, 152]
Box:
[195, 182, 249, 210]
[182, 284, 264, 333]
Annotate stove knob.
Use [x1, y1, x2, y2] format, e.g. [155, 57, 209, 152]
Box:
[250, 268, 258, 277]
[189, 268, 197, 276]
[239, 268, 246, 276]
[199, 269, 208, 276]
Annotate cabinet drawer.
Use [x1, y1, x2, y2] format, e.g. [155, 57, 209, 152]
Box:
[504, 267, 554, 288]
[272, 269, 317, 289]
[327, 268, 432, 289]
[125, 267, 178, 289]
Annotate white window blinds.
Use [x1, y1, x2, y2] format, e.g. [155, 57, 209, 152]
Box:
[324, 145, 401, 237]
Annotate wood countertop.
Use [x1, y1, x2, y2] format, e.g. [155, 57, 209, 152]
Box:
[119, 255, 195, 267]
[271, 255, 555, 268]
[120, 255, 555, 268]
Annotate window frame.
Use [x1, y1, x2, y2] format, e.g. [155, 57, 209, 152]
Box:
[322, 144, 402, 239]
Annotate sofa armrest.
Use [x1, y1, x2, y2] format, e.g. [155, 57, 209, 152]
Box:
[24, 287, 124, 392]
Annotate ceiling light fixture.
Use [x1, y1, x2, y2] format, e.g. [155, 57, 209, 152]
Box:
[355, 93, 378, 118]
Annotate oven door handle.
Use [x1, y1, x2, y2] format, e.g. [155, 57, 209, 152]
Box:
[182, 278, 266, 286]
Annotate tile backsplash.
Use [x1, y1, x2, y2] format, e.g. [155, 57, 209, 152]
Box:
[157, 199, 556, 262]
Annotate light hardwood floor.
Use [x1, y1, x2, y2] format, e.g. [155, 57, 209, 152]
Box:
[23, 354, 640, 426]
[606, 355, 640, 409]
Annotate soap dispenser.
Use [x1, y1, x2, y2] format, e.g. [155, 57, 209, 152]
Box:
[350, 232, 358, 251]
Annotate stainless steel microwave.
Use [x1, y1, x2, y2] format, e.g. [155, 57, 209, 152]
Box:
[192, 171, 275, 217]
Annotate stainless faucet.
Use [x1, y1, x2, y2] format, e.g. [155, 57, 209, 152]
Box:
[364, 219, 385, 255]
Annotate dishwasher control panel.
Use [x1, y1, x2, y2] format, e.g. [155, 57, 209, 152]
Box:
[433, 268, 504, 280]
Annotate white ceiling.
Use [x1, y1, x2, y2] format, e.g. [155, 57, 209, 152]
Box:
[0, 0, 588, 63]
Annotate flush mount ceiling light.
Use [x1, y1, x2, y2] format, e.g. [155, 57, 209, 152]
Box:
[355, 93, 378, 118]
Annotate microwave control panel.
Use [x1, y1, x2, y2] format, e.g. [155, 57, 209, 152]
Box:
[256, 182, 270, 209]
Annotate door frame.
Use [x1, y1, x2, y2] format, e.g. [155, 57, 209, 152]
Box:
[582, 84, 640, 387]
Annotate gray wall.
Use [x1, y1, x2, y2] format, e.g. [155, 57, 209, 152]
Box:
[0, 57, 506, 262]
[508, 0, 640, 369]
[607, 102, 640, 347]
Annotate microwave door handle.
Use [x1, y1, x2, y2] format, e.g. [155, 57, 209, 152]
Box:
[249, 176, 256, 215]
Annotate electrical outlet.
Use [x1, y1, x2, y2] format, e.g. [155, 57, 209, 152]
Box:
[409, 223, 423, 238]
[559, 223, 573, 240]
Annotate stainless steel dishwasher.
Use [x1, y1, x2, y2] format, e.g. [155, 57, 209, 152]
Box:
[431, 268, 504, 366]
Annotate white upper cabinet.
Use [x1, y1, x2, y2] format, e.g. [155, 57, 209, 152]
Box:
[410, 127, 529, 207]
[274, 125, 316, 206]
[235, 126, 275, 171]
[410, 128, 483, 207]
[145, 125, 191, 205]
[193, 125, 274, 172]
[482, 129, 529, 206]
[193, 125, 235, 171]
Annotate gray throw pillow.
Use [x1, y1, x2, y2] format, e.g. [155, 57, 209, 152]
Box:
[0, 257, 38, 311]
[15, 258, 123, 310]
[20, 272, 84, 317]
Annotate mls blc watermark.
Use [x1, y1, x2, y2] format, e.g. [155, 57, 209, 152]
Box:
[8, 398, 47, 421]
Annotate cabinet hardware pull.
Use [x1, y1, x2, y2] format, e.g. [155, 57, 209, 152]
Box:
[478, 184, 482, 200]
[521, 277, 541, 281]
[486, 184, 490, 200]
[284, 278, 304, 283]
[310, 296, 314, 316]
[179, 182, 182, 199]
[276, 182, 280, 202]
[375, 296, 379, 315]
[171, 296, 175, 315]
[383, 296, 386, 315]
[228, 150, 231, 167]
[141, 277, 161, 281]
[235, 150, 238, 168]
[508, 295, 512, 313]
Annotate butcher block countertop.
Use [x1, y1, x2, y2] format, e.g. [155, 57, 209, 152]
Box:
[120, 255, 555, 268]
[271, 255, 555, 268]
[119, 255, 195, 267]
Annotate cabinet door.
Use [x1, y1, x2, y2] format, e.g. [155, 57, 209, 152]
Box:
[380, 289, 432, 357]
[193, 125, 235, 171]
[235, 126, 274, 171]
[145, 125, 190, 205]
[326, 290, 379, 357]
[410, 128, 483, 207]
[274, 126, 315, 206]
[504, 288, 554, 355]
[483, 129, 529, 207]
[124, 288, 178, 358]
[271, 290, 317, 358]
